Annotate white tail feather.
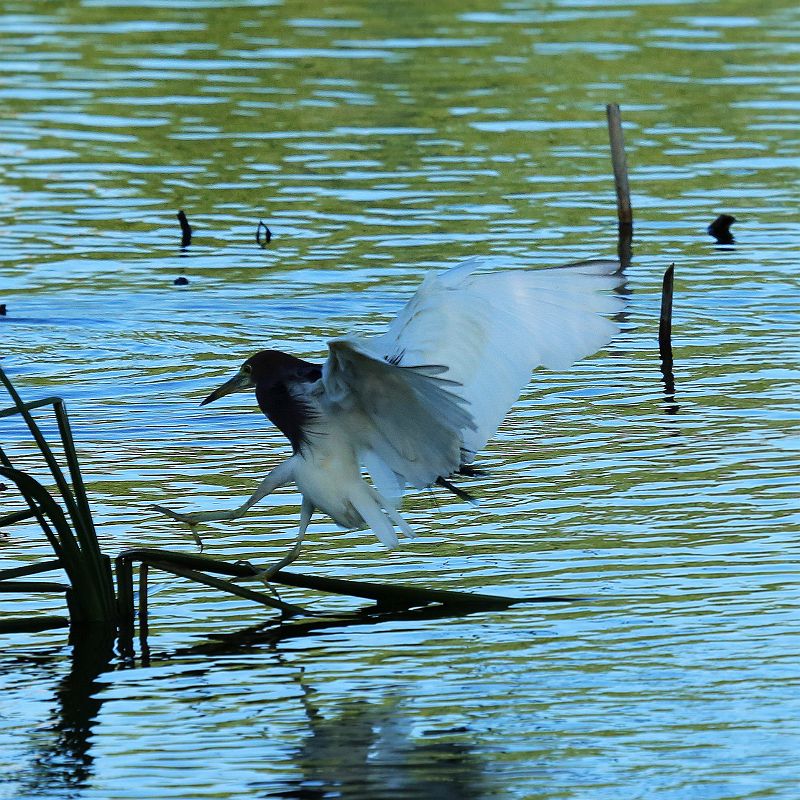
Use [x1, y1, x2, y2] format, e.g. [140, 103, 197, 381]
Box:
[371, 487, 416, 540]
[350, 487, 399, 549]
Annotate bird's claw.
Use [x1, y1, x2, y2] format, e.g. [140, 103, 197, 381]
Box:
[152, 504, 200, 527]
[231, 559, 279, 586]
[151, 504, 205, 551]
[253, 565, 282, 586]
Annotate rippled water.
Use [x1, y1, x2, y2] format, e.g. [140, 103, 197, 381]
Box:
[2, 1, 799, 798]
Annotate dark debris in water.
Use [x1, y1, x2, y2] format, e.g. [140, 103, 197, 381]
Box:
[173, 276, 189, 286]
[256, 220, 272, 247]
[177, 209, 192, 248]
[659, 264, 679, 414]
[0, 304, 6, 316]
[708, 213, 736, 244]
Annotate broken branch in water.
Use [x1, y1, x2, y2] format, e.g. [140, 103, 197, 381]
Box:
[256, 220, 272, 247]
[658, 264, 678, 412]
[606, 103, 633, 268]
[659, 264, 674, 369]
[177, 210, 192, 248]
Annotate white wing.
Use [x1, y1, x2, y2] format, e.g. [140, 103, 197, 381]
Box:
[321, 257, 623, 500]
[370, 257, 624, 461]
[322, 338, 475, 491]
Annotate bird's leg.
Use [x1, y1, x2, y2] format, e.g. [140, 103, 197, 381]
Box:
[252, 498, 313, 584]
[153, 459, 295, 533]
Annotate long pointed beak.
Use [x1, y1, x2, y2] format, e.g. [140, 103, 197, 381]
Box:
[201, 371, 251, 406]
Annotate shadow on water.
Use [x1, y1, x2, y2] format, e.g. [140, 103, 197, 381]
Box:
[8, 625, 115, 797]
[9, 604, 510, 799]
[155, 599, 540, 662]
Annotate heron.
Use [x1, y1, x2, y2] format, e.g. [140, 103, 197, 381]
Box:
[155, 257, 624, 577]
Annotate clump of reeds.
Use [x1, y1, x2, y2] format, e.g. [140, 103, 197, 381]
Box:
[0, 365, 117, 627]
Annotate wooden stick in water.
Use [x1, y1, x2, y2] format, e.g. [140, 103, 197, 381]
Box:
[115, 548, 569, 612]
[177, 210, 192, 248]
[149, 560, 309, 617]
[606, 103, 633, 233]
[658, 264, 678, 411]
[659, 264, 675, 369]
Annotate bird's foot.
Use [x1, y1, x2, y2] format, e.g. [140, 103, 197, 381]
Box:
[254, 563, 284, 585]
[152, 504, 202, 526]
[151, 504, 205, 551]
[231, 559, 283, 586]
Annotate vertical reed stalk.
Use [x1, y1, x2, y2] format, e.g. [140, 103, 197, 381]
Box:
[0, 367, 117, 623]
[659, 264, 675, 369]
[606, 103, 633, 231]
[606, 103, 633, 269]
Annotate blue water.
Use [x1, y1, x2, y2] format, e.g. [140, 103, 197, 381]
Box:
[1, 1, 799, 798]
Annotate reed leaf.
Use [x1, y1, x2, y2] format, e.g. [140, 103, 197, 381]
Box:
[0, 466, 115, 622]
[0, 367, 117, 624]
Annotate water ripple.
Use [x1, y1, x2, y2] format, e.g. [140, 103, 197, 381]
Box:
[1, 2, 798, 799]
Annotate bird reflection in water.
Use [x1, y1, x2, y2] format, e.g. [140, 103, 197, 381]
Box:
[1, 624, 493, 800]
[264, 696, 491, 800]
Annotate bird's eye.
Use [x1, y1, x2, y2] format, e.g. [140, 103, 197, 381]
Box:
[242, 364, 252, 375]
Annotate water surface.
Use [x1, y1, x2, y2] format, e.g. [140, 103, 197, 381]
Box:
[1, 1, 799, 798]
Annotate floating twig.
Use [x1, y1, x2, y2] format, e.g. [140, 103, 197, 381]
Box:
[708, 214, 735, 244]
[0, 559, 62, 581]
[177, 209, 192, 248]
[256, 220, 272, 248]
[271, 568, 533, 610]
[0, 580, 70, 593]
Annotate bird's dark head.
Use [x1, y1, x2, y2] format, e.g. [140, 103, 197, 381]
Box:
[201, 349, 321, 406]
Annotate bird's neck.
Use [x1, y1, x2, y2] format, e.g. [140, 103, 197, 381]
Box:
[256, 381, 317, 454]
